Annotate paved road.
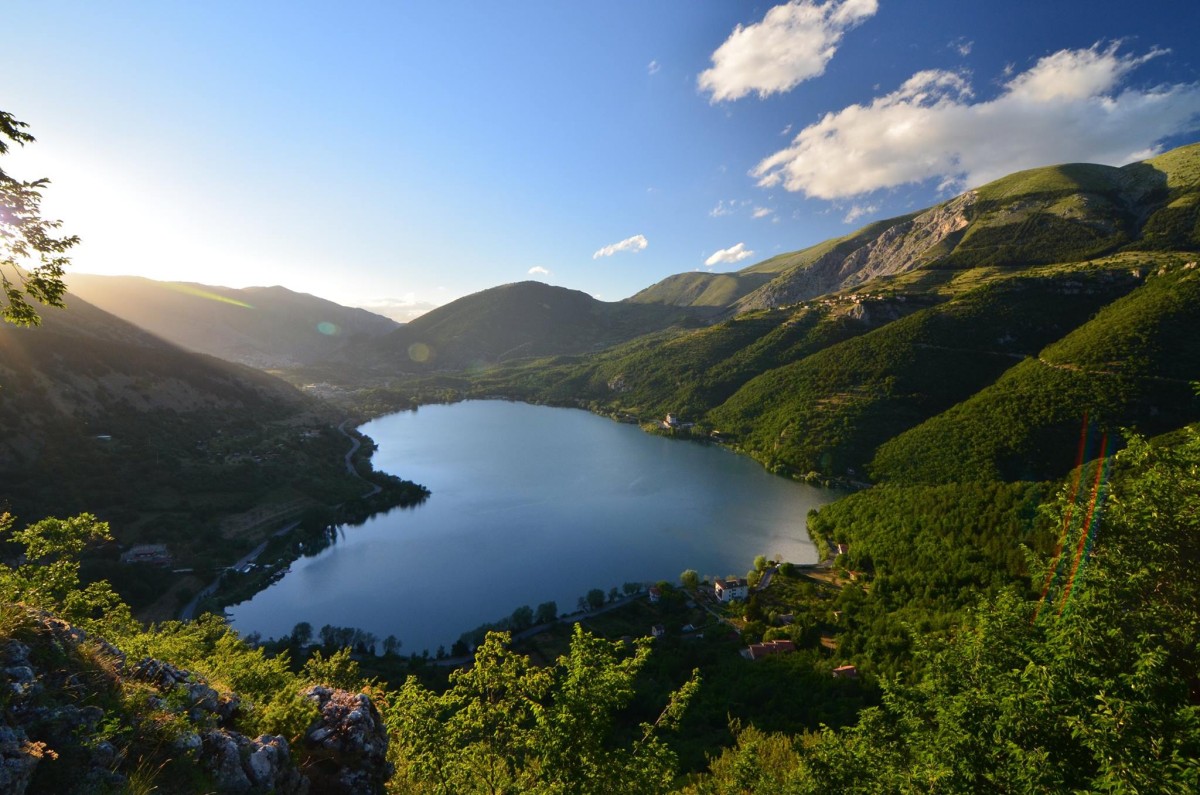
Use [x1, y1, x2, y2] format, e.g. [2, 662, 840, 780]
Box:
[338, 420, 382, 498]
[179, 420, 379, 621]
[178, 521, 300, 621]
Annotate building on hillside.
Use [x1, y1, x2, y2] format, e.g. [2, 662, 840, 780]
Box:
[835, 542, 850, 556]
[651, 624, 666, 638]
[120, 544, 172, 567]
[742, 639, 796, 661]
[714, 577, 749, 603]
[648, 586, 662, 603]
[832, 664, 859, 679]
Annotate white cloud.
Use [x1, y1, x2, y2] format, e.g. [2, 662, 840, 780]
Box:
[698, 0, 879, 102]
[950, 37, 973, 57]
[359, 294, 440, 323]
[843, 203, 878, 223]
[752, 43, 1200, 199]
[528, 266, 551, 276]
[593, 234, 649, 259]
[709, 199, 736, 217]
[705, 242, 755, 267]
[752, 206, 775, 219]
[781, 124, 793, 136]
[648, 59, 661, 75]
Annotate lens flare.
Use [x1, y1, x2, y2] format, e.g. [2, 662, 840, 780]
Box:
[408, 342, 432, 363]
[1032, 416, 1114, 622]
[1058, 435, 1111, 615]
[1034, 413, 1091, 623]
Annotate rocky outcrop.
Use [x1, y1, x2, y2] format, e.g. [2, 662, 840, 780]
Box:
[735, 193, 977, 313]
[1, 625, 127, 793]
[302, 685, 392, 795]
[202, 731, 307, 794]
[836, 191, 976, 289]
[129, 656, 241, 723]
[0, 610, 389, 794]
[0, 724, 39, 795]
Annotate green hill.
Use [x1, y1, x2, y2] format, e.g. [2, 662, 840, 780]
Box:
[0, 292, 376, 570]
[416, 144, 1200, 486]
[626, 145, 1200, 318]
[871, 262, 1200, 483]
[366, 280, 704, 373]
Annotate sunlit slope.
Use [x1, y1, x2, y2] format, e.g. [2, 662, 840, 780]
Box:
[627, 144, 1200, 316]
[1130, 142, 1200, 251]
[705, 267, 1145, 476]
[624, 271, 774, 308]
[626, 216, 914, 310]
[871, 262, 1200, 483]
[67, 274, 399, 369]
[390, 145, 1200, 484]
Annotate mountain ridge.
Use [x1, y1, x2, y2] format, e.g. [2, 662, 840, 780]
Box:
[66, 274, 400, 369]
[628, 143, 1200, 316]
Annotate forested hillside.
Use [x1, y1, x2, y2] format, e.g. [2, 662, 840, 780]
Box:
[0, 290, 386, 573]
[3, 425, 1195, 793]
[429, 144, 1200, 488]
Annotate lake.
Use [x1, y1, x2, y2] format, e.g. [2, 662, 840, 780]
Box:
[228, 400, 841, 653]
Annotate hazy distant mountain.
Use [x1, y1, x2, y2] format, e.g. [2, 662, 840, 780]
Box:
[365, 280, 707, 372]
[66, 275, 400, 369]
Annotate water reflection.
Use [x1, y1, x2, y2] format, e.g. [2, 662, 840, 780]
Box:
[229, 401, 839, 652]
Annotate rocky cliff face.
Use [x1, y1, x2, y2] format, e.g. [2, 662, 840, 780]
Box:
[0, 611, 390, 794]
[734, 192, 977, 312]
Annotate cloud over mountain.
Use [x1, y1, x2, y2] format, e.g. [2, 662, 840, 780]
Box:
[593, 234, 649, 259]
[753, 43, 1200, 199]
[705, 242, 755, 267]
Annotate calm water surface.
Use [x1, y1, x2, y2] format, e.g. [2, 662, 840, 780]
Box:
[229, 401, 840, 652]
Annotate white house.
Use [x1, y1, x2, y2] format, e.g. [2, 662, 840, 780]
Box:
[714, 577, 749, 603]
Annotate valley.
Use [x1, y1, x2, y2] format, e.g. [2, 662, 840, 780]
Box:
[3, 134, 1198, 793]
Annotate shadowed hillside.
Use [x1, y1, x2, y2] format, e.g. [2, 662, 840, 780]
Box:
[66, 274, 399, 369]
[362, 280, 707, 373]
[0, 291, 377, 569]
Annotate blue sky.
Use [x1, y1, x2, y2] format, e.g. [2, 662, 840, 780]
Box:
[4, 1, 1199, 319]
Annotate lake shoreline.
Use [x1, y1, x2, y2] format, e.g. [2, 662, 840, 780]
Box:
[226, 400, 843, 653]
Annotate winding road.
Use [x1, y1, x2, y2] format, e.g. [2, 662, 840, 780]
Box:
[179, 419, 378, 620]
[338, 419, 382, 498]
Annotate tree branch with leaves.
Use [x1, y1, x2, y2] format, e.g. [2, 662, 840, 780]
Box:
[0, 110, 77, 326]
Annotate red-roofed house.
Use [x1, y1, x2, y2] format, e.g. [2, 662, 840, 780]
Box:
[832, 664, 859, 679]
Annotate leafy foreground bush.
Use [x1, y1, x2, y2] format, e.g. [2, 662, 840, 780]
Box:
[684, 429, 1200, 793]
[2, 427, 1198, 792]
[0, 512, 698, 793]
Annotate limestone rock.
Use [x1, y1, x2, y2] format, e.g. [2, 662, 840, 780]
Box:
[201, 731, 308, 794]
[303, 686, 392, 794]
[734, 192, 977, 313]
[0, 724, 39, 795]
